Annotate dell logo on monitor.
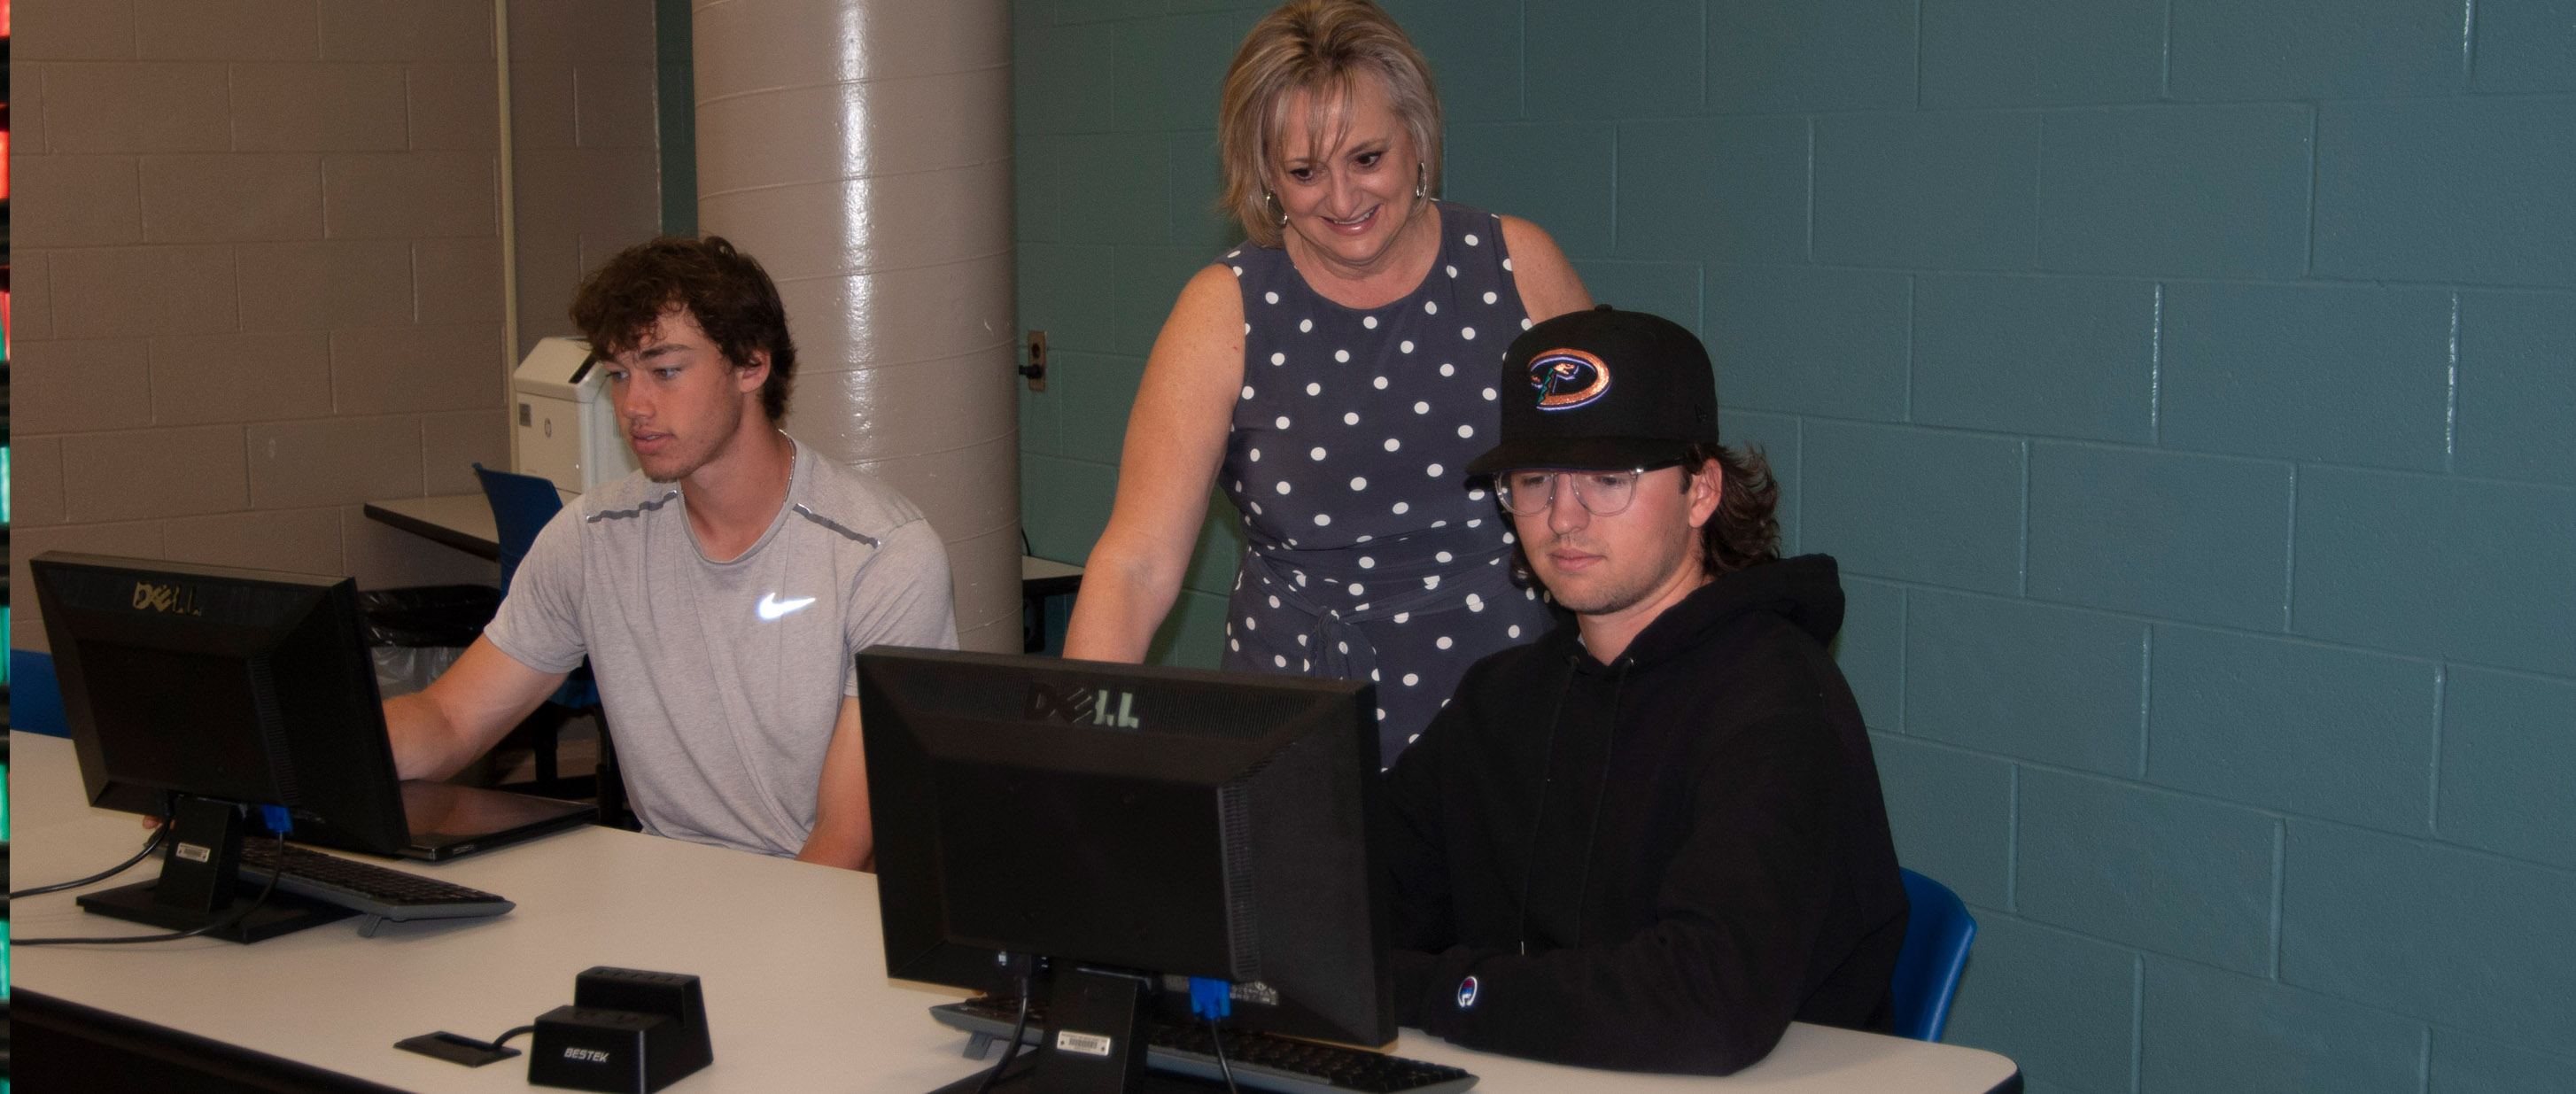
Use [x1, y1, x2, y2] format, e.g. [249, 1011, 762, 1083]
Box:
[1025, 683, 1143, 729]
[131, 581, 204, 616]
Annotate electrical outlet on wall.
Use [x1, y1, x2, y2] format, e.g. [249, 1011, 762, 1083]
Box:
[1022, 330, 1048, 392]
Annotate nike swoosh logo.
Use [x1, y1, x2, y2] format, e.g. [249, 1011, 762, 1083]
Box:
[757, 594, 819, 621]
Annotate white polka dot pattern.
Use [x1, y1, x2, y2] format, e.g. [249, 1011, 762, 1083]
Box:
[1216, 203, 1556, 767]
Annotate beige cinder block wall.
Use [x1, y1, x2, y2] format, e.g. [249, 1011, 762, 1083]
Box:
[8, 0, 663, 654]
[504, 0, 663, 359]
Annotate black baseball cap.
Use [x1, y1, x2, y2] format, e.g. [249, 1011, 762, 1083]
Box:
[1463, 306, 1719, 475]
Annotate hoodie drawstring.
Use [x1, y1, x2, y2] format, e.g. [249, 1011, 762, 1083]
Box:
[1568, 657, 1632, 948]
[1514, 654, 1580, 957]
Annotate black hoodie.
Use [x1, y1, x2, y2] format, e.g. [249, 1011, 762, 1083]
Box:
[1379, 554, 1908, 1075]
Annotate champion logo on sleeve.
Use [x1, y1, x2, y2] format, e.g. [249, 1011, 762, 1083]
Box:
[1455, 975, 1479, 1010]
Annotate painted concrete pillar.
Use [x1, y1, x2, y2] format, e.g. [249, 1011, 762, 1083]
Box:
[692, 0, 1020, 654]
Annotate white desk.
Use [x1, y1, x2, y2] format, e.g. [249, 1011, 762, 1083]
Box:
[9, 733, 2020, 1092]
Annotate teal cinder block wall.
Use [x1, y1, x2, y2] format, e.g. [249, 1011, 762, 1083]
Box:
[1013, 2, 2576, 1090]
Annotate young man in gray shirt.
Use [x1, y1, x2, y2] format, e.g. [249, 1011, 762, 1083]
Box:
[385, 237, 958, 870]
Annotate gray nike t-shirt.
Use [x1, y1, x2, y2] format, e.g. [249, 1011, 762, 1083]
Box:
[484, 438, 958, 857]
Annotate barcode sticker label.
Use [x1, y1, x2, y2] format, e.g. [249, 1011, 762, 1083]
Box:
[1055, 1031, 1113, 1058]
[176, 843, 213, 864]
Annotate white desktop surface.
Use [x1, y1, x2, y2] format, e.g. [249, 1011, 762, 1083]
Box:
[10, 733, 2017, 1092]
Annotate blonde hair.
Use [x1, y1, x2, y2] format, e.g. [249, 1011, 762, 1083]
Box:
[1217, 0, 1442, 249]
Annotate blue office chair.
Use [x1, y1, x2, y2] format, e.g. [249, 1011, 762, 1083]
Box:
[473, 462, 570, 594]
[472, 464, 630, 826]
[1889, 868, 1976, 1042]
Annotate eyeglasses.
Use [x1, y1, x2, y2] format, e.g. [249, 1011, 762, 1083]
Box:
[1493, 463, 1680, 517]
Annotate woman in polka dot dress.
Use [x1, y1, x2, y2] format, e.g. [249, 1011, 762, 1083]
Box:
[1065, 0, 1593, 768]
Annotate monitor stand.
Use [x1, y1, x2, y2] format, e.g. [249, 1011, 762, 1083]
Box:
[932, 966, 1233, 1094]
[77, 794, 357, 944]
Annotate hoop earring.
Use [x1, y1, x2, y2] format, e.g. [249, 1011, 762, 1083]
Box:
[1414, 164, 1428, 200]
[1264, 188, 1287, 226]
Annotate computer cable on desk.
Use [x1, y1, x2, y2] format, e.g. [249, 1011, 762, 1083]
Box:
[1189, 977, 1244, 1094]
[10, 824, 166, 899]
[13, 830, 288, 946]
[1205, 1015, 1243, 1094]
[449, 1025, 539, 1054]
[973, 956, 1037, 1094]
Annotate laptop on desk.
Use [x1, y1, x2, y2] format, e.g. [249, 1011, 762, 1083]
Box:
[392, 780, 596, 861]
[70, 756, 597, 865]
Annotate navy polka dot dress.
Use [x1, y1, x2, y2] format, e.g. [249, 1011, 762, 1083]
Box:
[1217, 202, 1556, 769]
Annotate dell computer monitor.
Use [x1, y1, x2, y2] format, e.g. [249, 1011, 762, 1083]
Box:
[30, 552, 417, 940]
[858, 648, 1395, 1050]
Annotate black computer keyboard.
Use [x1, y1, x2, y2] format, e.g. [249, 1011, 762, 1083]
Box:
[935, 997, 1478, 1094]
[237, 841, 514, 935]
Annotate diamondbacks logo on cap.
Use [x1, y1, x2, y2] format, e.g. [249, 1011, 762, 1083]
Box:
[1529, 348, 1610, 410]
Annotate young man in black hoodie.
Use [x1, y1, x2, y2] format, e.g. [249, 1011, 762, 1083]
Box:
[1380, 306, 1910, 1075]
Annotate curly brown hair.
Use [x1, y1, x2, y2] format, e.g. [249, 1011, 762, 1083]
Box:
[569, 236, 798, 422]
[1503, 443, 1782, 590]
[1681, 442, 1783, 577]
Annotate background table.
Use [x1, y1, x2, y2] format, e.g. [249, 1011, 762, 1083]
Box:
[9, 733, 2019, 1092]
[361, 493, 570, 562]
